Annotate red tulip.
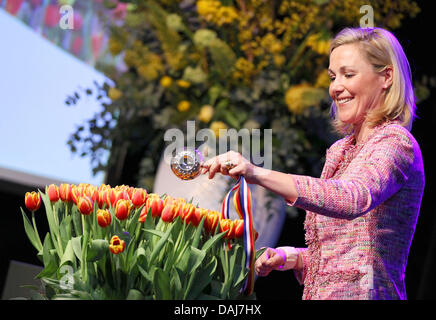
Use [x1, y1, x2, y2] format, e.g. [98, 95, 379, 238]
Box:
[44, 4, 60, 28]
[77, 196, 93, 215]
[96, 209, 111, 228]
[71, 36, 83, 55]
[220, 219, 235, 239]
[71, 185, 84, 205]
[131, 188, 147, 208]
[115, 199, 132, 221]
[205, 211, 220, 234]
[46, 184, 60, 202]
[96, 190, 107, 208]
[6, 0, 24, 15]
[109, 236, 125, 254]
[179, 202, 196, 224]
[25, 191, 41, 212]
[59, 184, 73, 202]
[234, 220, 244, 238]
[161, 202, 177, 223]
[106, 188, 117, 207]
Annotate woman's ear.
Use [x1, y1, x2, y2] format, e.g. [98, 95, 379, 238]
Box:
[382, 65, 394, 89]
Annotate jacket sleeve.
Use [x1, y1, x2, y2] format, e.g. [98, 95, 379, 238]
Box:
[287, 126, 415, 220]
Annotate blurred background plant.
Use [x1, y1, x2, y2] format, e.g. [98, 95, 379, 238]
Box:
[65, 0, 425, 216]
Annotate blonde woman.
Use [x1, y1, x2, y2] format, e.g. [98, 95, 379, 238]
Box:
[200, 27, 425, 300]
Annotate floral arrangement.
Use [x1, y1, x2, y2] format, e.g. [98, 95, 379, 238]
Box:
[66, 0, 421, 197]
[21, 183, 261, 300]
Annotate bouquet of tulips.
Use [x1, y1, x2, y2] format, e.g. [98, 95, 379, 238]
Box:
[21, 183, 261, 300]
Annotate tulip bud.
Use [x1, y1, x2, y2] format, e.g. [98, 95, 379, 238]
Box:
[77, 196, 94, 215]
[46, 184, 60, 202]
[97, 190, 107, 208]
[97, 209, 111, 228]
[220, 219, 235, 239]
[106, 188, 117, 207]
[59, 184, 73, 202]
[180, 203, 195, 224]
[115, 199, 132, 220]
[25, 191, 41, 212]
[131, 188, 147, 208]
[109, 235, 125, 254]
[71, 185, 84, 205]
[161, 202, 177, 223]
[205, 211, 220, 234]
[148, 195, 164, 218]
[234, 219, 244, 238]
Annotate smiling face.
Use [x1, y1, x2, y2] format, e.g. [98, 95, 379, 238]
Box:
[328, 43, 389, 131]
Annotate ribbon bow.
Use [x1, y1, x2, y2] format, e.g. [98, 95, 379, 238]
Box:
[221, 176, 256, 296]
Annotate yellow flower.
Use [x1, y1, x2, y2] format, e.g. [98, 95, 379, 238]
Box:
[216, 6, 238, 26]
[160, 76, 173, 88]
[177, 100, 191, 112]
[108, 87, 122, 101]
[197, 0, 221, 21]
[285, 84, 326, 114]
[137, 65, 159, 81]
[177, 79, 191, 88]
[108, 38, 123, 56]
[273, 54, 286, 67]
[209, 121, 228, 137]
[198, 105, 214, 123]
[315, 70, 331, 89]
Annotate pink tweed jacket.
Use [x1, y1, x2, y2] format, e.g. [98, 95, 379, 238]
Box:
[288, 121, 425, 300]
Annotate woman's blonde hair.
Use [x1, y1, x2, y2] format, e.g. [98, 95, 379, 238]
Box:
[329, 27, 416, 135]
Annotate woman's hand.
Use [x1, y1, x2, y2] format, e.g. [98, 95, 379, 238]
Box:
[255, 247, 286, 277]
[200, 151, 259, 184]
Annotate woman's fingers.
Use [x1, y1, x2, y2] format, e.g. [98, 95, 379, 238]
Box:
[255, 248, 285, 276]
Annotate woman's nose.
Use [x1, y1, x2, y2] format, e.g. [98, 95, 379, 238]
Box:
[330, 79, 345, 98]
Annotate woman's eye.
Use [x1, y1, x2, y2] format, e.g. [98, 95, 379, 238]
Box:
[345, 74, 355, 78]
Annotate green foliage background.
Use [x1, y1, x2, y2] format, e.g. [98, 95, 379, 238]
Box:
[66, 0, 423, 195]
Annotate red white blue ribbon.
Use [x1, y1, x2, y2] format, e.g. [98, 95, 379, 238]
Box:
[221, 176, 255, 295]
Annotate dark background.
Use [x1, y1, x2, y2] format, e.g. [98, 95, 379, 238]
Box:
[1, 1, 435, 299]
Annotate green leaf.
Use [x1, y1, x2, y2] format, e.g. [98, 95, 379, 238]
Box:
[126, 289, 144, 300]
[20, 208, 42, 252]
[86, 239, 109, 262]
[142, 229, 165, 238]
[153, 268, 172, 300]
[201, 230, 227, 253]
[71, 236, 82, 262]
[185, 257, 217, 299]
[149, 222, 174, 266]
[191, 216, 205, 249]
[60, 239, 75, 266]
[36, 233, 58, 279]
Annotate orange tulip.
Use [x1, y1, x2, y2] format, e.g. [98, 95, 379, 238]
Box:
[161, 202, 177, 223]
[71, 185, 84, 205]
[147, 195, 164, 218]
[97, 189, 107, 208]
[192, 207, 208, 227]
[115, 199, 132, 220]
[77, 196, 94, 215]
[131, 188, 147, 208]
[46, 184, 60, 202]
[25, 191, 41, 212]
[234, 219, 244, 238]
[220, 219, 235, 239]
[205, 211, 220, 234]
[59, 184, 73, 202]
[109, 235, 125, 254]
[106, 188, 117, 207]
[179, 202, 196, 224]
[96, 209, 111, 228]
